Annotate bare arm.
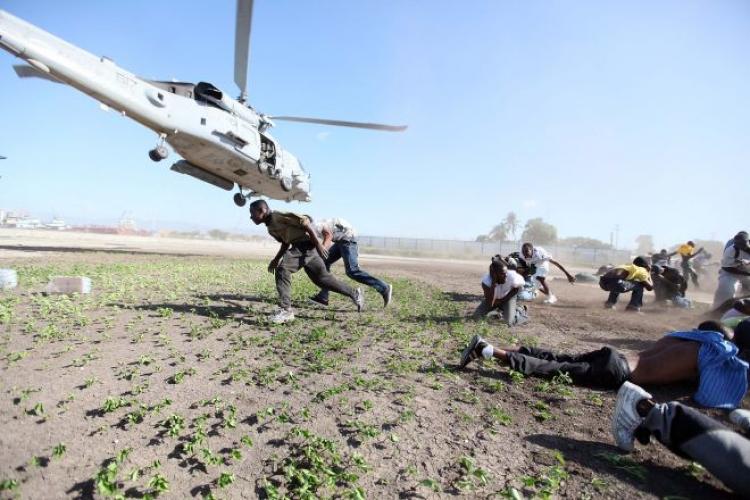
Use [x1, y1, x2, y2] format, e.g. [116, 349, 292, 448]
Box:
[481, 283, 494, 307]
[268, 243, 290, 273]
[687, 248, 704, 260]
[303, 222, 329, 259]
[549, 258, 575, 283]
[493, 287, 520, 308]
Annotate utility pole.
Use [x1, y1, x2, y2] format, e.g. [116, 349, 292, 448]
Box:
[614, 224, 620, 250]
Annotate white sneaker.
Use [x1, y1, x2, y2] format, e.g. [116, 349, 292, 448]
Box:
[352, 288, 365, 312]
[612, 381, 652, 452]
[543, 294, 558, 304]
[269, 308, 295, 324]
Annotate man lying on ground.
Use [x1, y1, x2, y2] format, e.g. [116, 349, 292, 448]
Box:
[459, 320, 750, 409]
[472, 257, 529, 326]
[612, 381, 750, 496]
[599, 257, 653, 312]
[519, 243, 576, 304]
[249, 200, 364, 324]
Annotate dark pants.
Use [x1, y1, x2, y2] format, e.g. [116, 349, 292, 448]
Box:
[641, 402, 750, 496]
[653, 277, 686, 302]
[316, 240, 387, 302]
[681, 261, 699, 288]
[472, 294, 529, 326]
[506, 346, 630, 388]
[276, 245, 355, 310]
[599, 276, 644, 308]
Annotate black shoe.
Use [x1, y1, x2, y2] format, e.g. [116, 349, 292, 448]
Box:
[381, 283, 393, 308]
[460, 335, 488, 369]
[308, 295, 329, 307]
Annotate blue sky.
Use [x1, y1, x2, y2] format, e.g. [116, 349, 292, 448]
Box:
[1, 0, 748, 249]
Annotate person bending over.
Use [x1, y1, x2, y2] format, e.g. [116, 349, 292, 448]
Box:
[599, 257, 653, 312]
[651, 249, 677, 268]
[249, 200, 364, 324]
[650, 264, 689, 307]
[460, 319, 750, 409]
[519, 243, 575, 304]
[472, 258, 528, 326]
[612, 381, 750, 496]
[309, 217, 392, 308]
[712, 231, 750, 308]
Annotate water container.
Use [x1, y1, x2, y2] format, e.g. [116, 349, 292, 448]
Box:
[0, 269, 18, 290]
[45, 276, 92, 294]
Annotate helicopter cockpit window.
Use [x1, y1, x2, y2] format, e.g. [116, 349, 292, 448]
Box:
[195, 82, 230, 112]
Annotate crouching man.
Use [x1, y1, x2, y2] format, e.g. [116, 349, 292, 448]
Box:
[472, 257, 529, 326]
[249, 200, 364, 324]
[599, 257, 653, 312]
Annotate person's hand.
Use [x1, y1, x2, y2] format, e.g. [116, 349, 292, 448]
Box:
[267, 258, 279, 274]
[567, 274, 576, 284]
[317, 246, 329, 260]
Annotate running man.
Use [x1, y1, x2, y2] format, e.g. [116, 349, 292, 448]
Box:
[249, 200, 364, 324]
[712, 231, 750, 309]
[677, 241, 704, 288]
[472, 257, 529, 326]
[612, 382, 750, 496]
[599, 257, 653, 312]
[309, 217, 392, 308]
[460, 319, 749, 409]
[519, 243, 575, 304]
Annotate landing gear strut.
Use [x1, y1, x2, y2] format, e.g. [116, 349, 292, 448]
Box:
[233, 192, 247, 207]
[148, 134, 169, 162]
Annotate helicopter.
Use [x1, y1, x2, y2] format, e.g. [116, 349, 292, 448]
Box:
[0, 2, 406, 207]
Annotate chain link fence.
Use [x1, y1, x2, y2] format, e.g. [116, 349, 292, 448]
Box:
[357, 236, 631, 267]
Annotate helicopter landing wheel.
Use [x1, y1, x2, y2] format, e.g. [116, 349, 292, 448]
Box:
[233, 192, 247, 207]
[148, 146, 168, 162]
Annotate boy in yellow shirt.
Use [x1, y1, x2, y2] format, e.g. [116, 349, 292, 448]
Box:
[599, 257, 654, 312]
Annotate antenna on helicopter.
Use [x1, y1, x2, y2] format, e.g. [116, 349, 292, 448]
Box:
[234, 0, 253, 103]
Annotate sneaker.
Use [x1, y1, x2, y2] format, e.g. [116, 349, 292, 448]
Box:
[604, 302, 616, 310]
[612, 381, 652, 452]
[308, 295, 329, 307]
[459, 334, 488, 369]
[269, 308, 295, 324]
[381, 283, 393, 308]
[625, 305, 642, 313]
[352, 288, 365, 312]
[543, 294, 558, 305]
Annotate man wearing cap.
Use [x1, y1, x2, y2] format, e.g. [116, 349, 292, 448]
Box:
[713, 231, 750, 309]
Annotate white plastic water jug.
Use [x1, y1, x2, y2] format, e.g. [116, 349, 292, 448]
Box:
[0, 269, 17, 290]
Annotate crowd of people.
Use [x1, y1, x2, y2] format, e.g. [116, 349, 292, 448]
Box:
[247, 201, 750, 494]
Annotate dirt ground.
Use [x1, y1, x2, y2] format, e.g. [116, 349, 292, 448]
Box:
[0, 232, 745, 499]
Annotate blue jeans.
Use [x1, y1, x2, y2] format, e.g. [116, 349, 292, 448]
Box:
[316, 240, 388, 301]
[599, 276, 644, 308]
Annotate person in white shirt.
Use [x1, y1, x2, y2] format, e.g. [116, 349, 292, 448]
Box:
[309, 217, 392, 308]
[712, 231, 750, 309]
[520, 243, 576, 304]
[473, 257, 529, 326]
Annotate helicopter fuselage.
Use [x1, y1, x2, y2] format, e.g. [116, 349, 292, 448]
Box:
[0, 10, 311, 202]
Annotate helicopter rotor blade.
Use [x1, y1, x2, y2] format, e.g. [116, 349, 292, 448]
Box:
[268, 116, 407, 132]
[234, 0, 253, 102]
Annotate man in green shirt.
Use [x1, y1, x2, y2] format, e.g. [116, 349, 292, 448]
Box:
[250, 200, 364, 323]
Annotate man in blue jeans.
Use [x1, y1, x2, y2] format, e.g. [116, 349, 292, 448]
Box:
[599, 256, 653, 312]
[309, 217, 393, 308]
